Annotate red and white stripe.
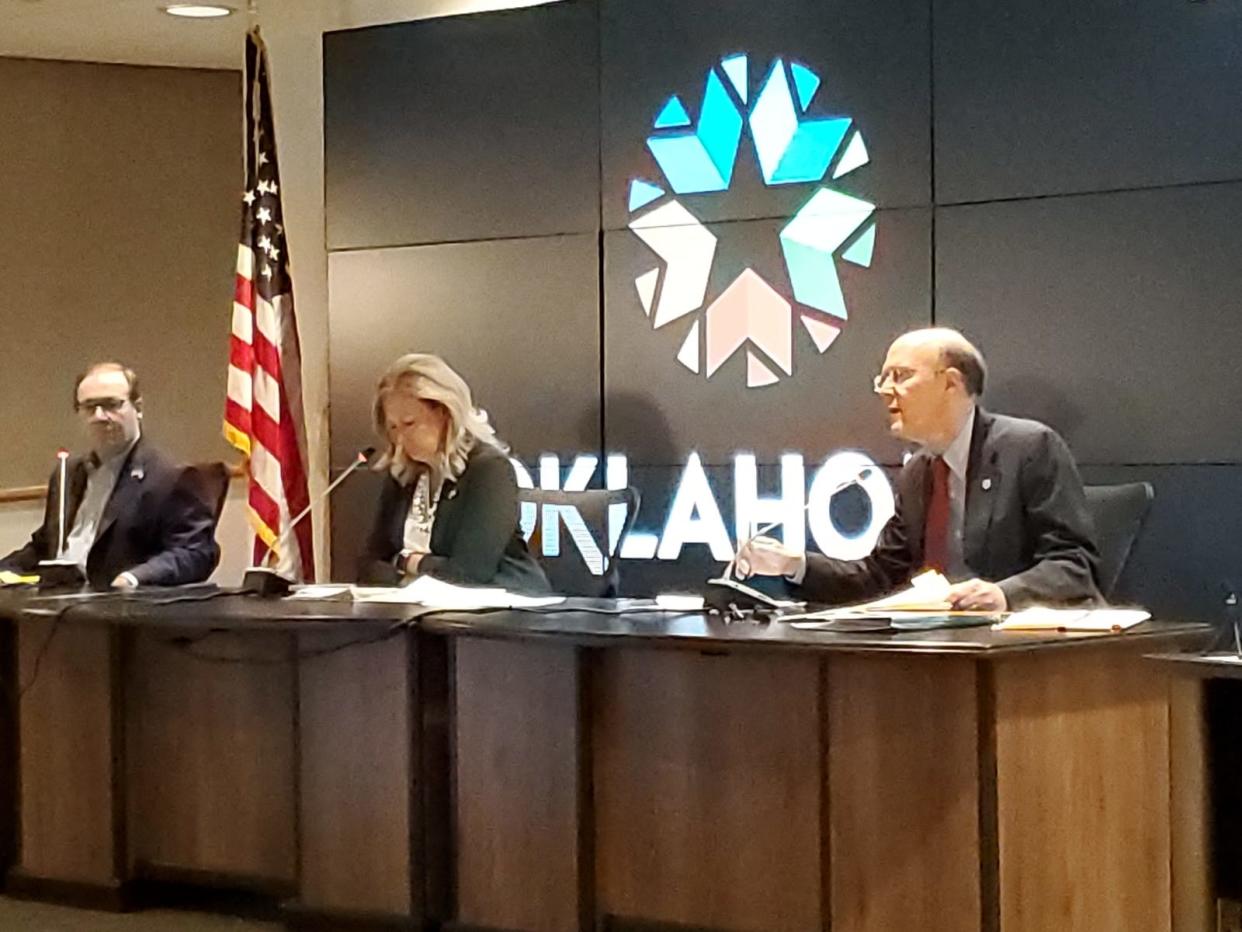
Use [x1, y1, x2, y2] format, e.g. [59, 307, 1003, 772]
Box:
[225, 243, 313, 580]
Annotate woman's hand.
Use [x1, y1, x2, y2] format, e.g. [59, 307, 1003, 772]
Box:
[402, 548, 429, 577]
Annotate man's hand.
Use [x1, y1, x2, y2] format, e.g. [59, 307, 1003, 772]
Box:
[735, 536, 801, 579]
[111, 572, 138, 589]
[947, 578, 1007, 612]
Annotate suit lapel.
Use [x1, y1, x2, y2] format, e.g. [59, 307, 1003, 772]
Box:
[428, 473, 461, 553]
[902, 453, 932, 569]
[95, 439, 145, 544]
[963, 408, 999, 570]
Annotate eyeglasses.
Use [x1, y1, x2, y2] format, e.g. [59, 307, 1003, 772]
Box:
[75, 397, 128, 416]
[872, 366, 945, 393]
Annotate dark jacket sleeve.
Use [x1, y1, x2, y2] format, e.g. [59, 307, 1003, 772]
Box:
[995, 429, 1102, 608]
[357, 477, 404, 585]
[0, 475, 55, 574]
[125, 467, 221, 586]
[418, 452, 521, 587]
[799, 487, 917, 606]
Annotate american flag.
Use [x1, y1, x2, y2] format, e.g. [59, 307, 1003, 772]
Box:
[224, 28, 314, 581]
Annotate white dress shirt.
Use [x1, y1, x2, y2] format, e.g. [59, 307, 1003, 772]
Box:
[60, 439, 137, 570]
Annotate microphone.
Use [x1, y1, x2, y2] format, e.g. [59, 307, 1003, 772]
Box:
[241, 447, 375, 597]
[36, 448, 87, 590]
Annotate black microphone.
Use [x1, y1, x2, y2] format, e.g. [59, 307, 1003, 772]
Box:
[241, 447, 375, 597]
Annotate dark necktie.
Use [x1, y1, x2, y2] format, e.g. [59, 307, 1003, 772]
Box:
[923, 456, 951, 573]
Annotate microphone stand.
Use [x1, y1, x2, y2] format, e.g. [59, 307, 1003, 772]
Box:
[56, 449, 69, 557]
[240, 448, 374, 597]
[722, 467, 877, 581]
[1203, 585, 1242, 659]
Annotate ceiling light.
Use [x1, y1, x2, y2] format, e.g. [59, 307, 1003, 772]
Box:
[161, 4, 236, 17]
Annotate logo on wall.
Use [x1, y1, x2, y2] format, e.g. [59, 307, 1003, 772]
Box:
[627, 54, 875, 388]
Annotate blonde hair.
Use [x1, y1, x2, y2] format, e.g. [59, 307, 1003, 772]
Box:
[372, 353, 506, 486]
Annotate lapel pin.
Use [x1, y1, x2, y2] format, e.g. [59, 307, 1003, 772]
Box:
[131, 467, 145, 481]
[981, 478, 992, 491]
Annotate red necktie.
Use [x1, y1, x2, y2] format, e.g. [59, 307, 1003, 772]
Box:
[923, 456, 951, 573]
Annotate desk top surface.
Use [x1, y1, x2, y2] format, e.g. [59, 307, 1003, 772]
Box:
[0, 587, 1213, 657]
[1146, 650, 1242, 680]
[421, 607, 1210, 656]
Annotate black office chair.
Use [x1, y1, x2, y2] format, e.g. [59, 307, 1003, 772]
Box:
[181, 462, 231, 525]
[1083, 482, 1154, 600]
[519, 487, 640, 597]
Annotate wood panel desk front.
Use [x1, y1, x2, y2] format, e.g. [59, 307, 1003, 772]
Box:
[424, 611, 1210, 932]
[0, 592, 1212, 932]
[1, 592, 444, 930]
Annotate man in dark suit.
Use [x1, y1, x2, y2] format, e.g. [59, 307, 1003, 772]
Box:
[737, 328, 1101, 610]
[0, 362, 220, 589]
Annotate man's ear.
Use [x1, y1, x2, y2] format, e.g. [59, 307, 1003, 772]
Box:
[944, 367, 966, 392]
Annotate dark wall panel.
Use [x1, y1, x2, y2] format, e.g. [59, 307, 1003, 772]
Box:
[323, 0, 1241, 620]
[936, 182, 1242, 465]
[328, 236, 601, 573]
[324, 1, 600, 250]
[600, 0, 930, 231]
[934, 0, 1242, 203]
[328, 235, 601, 458]
[604, 208, 930, 466]
[1081, 465, 1242, 623]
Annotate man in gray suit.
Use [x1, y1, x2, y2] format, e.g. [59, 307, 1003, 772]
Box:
[737, 328, 1101, 610]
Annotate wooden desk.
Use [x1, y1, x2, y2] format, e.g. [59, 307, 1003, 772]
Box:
[0, 591, 1213, 932]
[1, 591, 444, 929]
[1150, 649, 1242, 931]
[425, 611, 1210, 932]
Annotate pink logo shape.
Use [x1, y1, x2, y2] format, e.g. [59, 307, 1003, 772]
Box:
[705, 269, 792, 387]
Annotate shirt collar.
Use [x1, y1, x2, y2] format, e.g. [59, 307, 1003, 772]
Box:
[941, 406, 975, 480]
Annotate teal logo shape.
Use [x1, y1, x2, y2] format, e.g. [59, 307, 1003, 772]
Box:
[628, 55, 876, 387]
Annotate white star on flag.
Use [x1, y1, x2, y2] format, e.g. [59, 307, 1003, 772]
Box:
[256, 206, 272, 224]
[257, 151, 269, 166]
[258, 234, 271, 252]
[242, 190, 256, 205]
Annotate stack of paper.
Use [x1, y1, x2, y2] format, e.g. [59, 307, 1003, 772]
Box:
[991, 608, 1150, 632]
[289, 576, 564, 610]
[855, 570, 952, 612]
[786, 573, 951, 629]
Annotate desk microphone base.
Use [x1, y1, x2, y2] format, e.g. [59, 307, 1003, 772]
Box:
[240, 567, 292, 598]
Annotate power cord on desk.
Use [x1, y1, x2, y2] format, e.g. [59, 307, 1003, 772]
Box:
[14, 596, 127, 699]
[158, 620, 409, 665]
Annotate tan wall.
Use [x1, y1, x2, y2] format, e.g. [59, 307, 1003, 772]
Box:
[0, 57, 241, 487]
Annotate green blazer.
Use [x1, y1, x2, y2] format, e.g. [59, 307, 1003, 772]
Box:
[358, 443, 550, 593]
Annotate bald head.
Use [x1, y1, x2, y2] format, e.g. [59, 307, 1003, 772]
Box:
[875, 328, 985, 449]
[888, 328, 986, 397]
